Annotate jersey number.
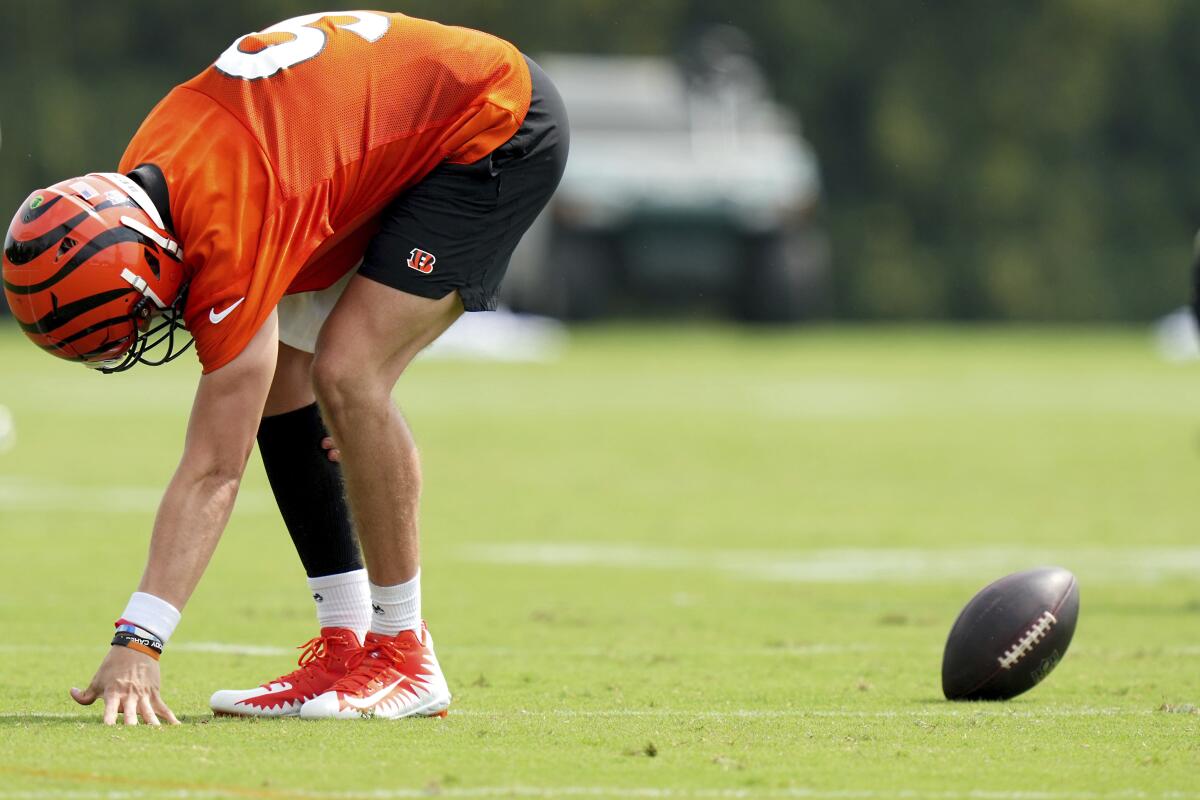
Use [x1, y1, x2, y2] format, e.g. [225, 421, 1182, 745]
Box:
[214, 11, 390, 80]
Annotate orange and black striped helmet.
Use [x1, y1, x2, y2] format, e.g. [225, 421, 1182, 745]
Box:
[2, 173, 191, 372]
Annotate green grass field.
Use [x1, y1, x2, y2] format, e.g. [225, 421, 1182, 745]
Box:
[1, 322, 1198, 799]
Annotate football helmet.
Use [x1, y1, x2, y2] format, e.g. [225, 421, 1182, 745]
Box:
[2, 172, 191, 372]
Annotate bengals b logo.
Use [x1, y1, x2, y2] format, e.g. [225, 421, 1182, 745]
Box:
[407, 248, 436, 274]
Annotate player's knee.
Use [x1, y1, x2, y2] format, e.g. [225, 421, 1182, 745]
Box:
[311, 352, 385, 420]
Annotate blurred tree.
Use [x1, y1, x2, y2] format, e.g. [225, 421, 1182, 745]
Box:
[2, 0, 1198, 320]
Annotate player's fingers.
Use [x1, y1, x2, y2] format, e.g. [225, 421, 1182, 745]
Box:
[70, 686, 97, 706]
[327, 448, 341, 462]
[151, 692, 181, 725]
[321, 436, 335, 449]
[138, 694, 161, 727]
[122, 693, 139, 726]
[102, 692, 120, 725]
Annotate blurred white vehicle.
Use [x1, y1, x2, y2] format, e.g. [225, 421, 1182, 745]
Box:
[504, 28, 830, 321]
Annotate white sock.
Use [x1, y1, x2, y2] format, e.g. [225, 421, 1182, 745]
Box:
[307, 569, 371, 642]
[369, 571, 421, 637]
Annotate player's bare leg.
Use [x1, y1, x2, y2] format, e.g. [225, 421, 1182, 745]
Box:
[300, 276, 459, 720]
[311, 278, 462, 584]
[264, 342, 316, 415]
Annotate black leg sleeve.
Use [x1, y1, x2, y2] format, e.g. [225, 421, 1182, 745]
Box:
[257, 403, 363, 578]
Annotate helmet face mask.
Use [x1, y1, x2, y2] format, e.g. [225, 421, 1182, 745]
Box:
[2, 173, 193, 373]
[92, 280, 192, 373]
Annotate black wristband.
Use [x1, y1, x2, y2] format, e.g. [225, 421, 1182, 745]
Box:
[111, 630, 163, 661]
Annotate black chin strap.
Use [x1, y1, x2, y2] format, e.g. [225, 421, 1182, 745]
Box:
[126, 163, 176, 235]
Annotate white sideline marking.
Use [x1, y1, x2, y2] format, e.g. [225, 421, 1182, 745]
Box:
[449, 643, 880, 657]
[448, 707, 1160, 719]
[0, 477, 276, 515]
[465, 542, 1200, 584]
[0, 642, 874, 658]
[185, 643, 878, 658]
[0, 788, 1198, 800]
[0, 641, 1197, 659]
[175, 642, 291, 657]
[0, 707, 1165, 722]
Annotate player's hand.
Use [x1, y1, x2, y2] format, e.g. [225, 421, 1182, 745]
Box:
[70, 646, 180, 726]
[321, 436, 341, 463]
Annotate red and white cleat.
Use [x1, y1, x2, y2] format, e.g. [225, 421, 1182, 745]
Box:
[209, 627, 362, 717]
[299, 622, 451, 720]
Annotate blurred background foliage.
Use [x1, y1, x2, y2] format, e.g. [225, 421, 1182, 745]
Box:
[2, 0, 1198, 320]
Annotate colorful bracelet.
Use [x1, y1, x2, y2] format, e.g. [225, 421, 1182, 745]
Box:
[112, 620, 164, 661]
[111, 630, 163, 660]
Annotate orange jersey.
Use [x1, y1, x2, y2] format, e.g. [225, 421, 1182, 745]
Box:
[118, 11, 531, 372]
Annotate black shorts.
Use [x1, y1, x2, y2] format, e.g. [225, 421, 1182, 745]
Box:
[357, 56, 570, 311]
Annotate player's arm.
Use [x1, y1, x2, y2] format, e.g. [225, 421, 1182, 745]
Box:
[71, 312, 279, 726]
[137, 311, 280, 609]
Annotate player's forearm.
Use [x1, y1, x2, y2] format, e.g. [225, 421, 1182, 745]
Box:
[135, 462, 244, 610]
[133, 315, 278, 611]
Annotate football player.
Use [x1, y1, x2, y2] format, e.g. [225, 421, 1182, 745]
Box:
[1, 11, 568, 724]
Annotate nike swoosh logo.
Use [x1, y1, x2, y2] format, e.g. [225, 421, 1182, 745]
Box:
[209, 297, 245, 324]
[341, 676, 411, 710]
[235, 682, 306, 709]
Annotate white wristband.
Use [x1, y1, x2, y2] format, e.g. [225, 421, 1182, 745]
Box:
[120, 592, 181, 644]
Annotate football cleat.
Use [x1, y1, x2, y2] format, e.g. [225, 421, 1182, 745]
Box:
[209, 627, 362, 717]
[299, 623, 451, 720]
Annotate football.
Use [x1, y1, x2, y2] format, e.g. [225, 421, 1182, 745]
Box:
[942, 566, 1080, 701]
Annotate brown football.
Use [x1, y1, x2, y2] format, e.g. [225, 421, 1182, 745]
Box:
[942, 567, 1080, 701]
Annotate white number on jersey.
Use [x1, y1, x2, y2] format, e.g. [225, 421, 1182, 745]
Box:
[213, 11, 390, 80]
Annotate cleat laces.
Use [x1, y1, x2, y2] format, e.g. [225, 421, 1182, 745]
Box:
[264, 632, 351, 694]
[334, 640, 409, 695]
